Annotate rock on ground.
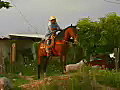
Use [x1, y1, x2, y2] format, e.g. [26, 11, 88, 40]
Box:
[0, 77, 13, 90]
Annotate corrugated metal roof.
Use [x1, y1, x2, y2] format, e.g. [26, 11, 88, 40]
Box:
[9, 34, 45, 39]
[0, 35, 10, 40]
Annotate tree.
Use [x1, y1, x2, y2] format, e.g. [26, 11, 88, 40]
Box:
[0, 0, 11, 9]
[77, 12, 120, 71]
[77, 18, 101, 61]
[99, 12, 120, 49]
[99, 12, 120, 71]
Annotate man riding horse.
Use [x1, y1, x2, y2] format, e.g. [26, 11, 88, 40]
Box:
[45, 16, 61, 56]
[37, 16, 78, 79]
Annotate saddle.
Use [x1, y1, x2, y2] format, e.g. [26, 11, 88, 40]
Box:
[47, 30, 63, 44]
[45, 30, 63, 56]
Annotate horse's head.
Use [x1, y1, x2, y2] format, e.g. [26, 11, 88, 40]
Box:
[64, 24, 78, 44]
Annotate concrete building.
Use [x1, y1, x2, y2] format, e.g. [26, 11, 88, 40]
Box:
[0, 34, 45, 73]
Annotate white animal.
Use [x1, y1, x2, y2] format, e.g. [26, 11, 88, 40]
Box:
[109, 53, 115, 58]
[65, 60, 85, 73]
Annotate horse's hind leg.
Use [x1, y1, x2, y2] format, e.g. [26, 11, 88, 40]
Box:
[61, 55, 67, 74]
[43, 56, 50, 76]
[38, 56, 42, 79]
[63, 55, 67, 72]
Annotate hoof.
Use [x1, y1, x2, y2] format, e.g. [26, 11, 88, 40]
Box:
[61, 70, 66, 74]
[38, 76, 40, 79]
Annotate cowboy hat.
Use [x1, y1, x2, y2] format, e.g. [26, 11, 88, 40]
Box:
[49, 16, 56, 20]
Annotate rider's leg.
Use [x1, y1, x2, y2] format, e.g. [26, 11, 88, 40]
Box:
[46, 37, 52, 56]
[46, 47, 52, 56]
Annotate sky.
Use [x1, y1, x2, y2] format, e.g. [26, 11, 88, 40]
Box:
[0, 0, 120, 36]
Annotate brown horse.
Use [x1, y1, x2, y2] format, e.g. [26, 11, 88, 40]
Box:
[37, 25, 78, 79]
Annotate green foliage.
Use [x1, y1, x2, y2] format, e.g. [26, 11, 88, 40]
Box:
[77, 18, 102, 60]
[46, 58, 62, 76]
[5, 49, 37, 76]
[99, 12, 120, 48]
[0, 0, 12, 9]
[67, 45, 84, 64]
[77, 12, 120, 59]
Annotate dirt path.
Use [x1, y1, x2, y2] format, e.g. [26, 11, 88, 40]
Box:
[19, 75, 70, 89]
[19, 74, 120, 90]
[18, 74, 119, 90]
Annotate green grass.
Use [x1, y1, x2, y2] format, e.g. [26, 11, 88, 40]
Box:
[38, 66, 120, 90]
[46, 59, 62, 76]
[39, 66, 93, 90]
[2, 59, 120, 89]
[95, 70, 120, 88]
[12, 78, 29, 87]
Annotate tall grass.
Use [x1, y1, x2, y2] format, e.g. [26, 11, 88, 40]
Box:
[30, 66, 120, 90]
[96, 70, 120, 88]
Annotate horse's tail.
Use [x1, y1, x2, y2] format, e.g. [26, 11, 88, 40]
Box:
[38, 42, 41, 64]
[38, 41, 47, 59]
[37, 41, 45, 63]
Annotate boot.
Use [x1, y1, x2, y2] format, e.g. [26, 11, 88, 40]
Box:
[46, 47, 53, 56]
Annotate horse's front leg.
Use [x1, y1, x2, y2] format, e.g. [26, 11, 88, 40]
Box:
[43, 56, 50, 77]
[63, 55, 67, 73]
[60, 55, 66, 74]
[60, 56, 64, 74]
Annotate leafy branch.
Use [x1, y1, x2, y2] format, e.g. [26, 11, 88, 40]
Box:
[0, 0, 12, 9]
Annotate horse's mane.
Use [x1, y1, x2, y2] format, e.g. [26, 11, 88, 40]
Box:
[64, 25, 76, 30]
[56, 25, 76, 40]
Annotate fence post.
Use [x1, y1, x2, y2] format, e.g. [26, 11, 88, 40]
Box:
[114, 48, 119, 72]
[0, 48, 5, 74]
